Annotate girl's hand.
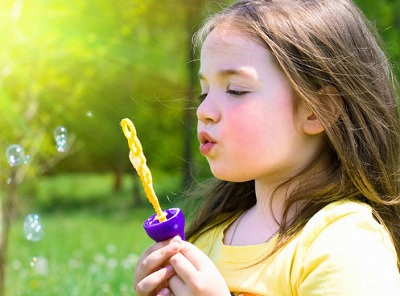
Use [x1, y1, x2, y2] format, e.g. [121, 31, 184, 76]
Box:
[134, 236, 181, 296]
[168, 240, 231, 296]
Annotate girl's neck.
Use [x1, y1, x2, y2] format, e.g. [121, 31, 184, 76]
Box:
[224, 183, 285, 246]
[226, 162, 326, 246]
[254, 180, 292, 224]
[225, 205, 280, 246]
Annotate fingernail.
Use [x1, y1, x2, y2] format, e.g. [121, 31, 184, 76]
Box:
[170, 241, 180, 252]
[165, 264, 174, 273]
[172, 235, 181, 242]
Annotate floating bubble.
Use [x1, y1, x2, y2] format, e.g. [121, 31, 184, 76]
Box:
[23, 214, 44, 242]
[53, 126, 68, 152]
[6, 144, 28, 167]
[24, 154, 30, 164]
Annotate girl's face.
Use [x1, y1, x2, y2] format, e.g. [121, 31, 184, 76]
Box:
[197, 26, 323, 186]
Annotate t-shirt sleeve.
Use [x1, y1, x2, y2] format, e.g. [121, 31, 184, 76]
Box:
[294, 208, 400, 296]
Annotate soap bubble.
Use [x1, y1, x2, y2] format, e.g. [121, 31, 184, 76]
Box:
[53, 126, 68, 152]
[23, 155, 30, 164]
[23, 214, 44, 242]
[6, 144, 29, 166]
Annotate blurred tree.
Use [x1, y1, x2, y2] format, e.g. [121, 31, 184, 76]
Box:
[0, 0, 194, 196]
[0, 0, 157, 294]
[0, 2, 213, 288]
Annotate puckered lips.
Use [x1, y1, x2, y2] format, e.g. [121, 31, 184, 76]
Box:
[198, 131, 216, 156]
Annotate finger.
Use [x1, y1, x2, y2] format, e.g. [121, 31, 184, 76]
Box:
[175, 240, 212, 270]
[135, 265, 175, 295]
[169, 274, 185, 295]
[141, 236, 181, 261]
[156, 287, 172, 296]
[135, 237, 181, 285]
[169, 251, 198, 278]
[169, 241, 222, 285]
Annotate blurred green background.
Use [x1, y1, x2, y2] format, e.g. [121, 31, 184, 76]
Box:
[0, 0, 398, 295]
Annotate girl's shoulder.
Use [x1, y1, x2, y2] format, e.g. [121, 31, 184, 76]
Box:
[299, 199, 394, 251]
[304, 199, 372, 229]
[290, 200, 400, 294]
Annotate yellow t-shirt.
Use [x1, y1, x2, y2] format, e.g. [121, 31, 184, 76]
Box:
[193, 200, 400, 295]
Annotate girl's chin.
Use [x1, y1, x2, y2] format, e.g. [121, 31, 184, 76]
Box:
[210, 169, 253, 183]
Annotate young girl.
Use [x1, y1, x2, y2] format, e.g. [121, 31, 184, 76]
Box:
[134, 0, 400, 295]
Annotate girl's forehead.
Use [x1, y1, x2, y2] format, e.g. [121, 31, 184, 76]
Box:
[200, 26, 273, 66]
[202, 26, 250, 49]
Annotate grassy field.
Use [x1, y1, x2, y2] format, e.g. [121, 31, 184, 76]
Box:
[6, 208, 154, 296]
[4, 173, 183, 296]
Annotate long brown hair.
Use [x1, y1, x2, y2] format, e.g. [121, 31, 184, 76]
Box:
[185, 0, 400, 266]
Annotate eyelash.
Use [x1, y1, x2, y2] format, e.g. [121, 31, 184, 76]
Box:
[227, 90, 249, 97]
[198, 90, 249, 102]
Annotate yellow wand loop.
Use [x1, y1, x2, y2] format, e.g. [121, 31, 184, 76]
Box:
[120, 118, 167, 222]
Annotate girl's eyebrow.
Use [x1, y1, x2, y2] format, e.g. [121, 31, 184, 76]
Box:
[198, 67, 257, 80]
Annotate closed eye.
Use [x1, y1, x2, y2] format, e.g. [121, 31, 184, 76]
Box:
[227, 90, 249, 97]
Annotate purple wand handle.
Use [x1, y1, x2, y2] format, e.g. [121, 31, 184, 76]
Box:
[143, 208, 185, 242]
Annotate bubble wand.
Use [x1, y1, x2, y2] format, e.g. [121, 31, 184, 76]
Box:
[120, 118, 185, 241]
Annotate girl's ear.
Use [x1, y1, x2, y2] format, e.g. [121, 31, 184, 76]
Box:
[301, 85, 342, 135]
[301, 105, 325, 135]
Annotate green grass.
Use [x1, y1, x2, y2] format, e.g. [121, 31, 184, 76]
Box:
[6, 208, 154, 296]
[4, 172, 184, 295]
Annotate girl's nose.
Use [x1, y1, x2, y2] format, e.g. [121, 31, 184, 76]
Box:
[196, 94, 221, 124]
